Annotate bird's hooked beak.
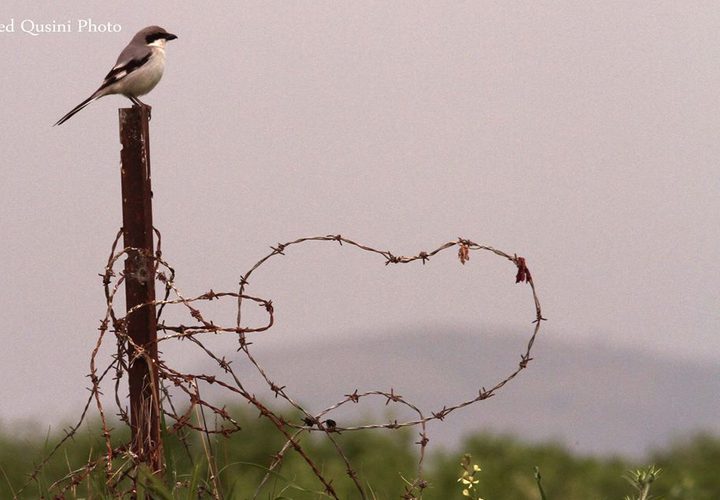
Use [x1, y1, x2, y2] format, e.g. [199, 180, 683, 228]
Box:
[164, 33, 178, 41]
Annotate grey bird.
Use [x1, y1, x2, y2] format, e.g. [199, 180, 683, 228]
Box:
[54, 25, 177, 126]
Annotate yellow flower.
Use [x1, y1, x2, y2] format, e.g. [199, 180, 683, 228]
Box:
[460, 477, 479, 486]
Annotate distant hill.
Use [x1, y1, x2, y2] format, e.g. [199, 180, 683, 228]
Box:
[192, 327, 720, 459]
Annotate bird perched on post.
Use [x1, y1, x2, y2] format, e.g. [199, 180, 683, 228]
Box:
[54, 25, 177, 126]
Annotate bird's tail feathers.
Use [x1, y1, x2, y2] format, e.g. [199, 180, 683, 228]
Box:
[53, 90, 104, 126]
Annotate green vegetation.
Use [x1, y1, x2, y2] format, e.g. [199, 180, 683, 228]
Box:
[1, 408, 718, 499]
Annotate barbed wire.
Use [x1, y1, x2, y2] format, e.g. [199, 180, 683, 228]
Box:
[20, 230, 545, 499]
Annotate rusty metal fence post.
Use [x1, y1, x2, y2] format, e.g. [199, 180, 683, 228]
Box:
[119, 105, 163, 473]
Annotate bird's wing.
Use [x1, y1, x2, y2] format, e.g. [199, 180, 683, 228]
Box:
[99, 46, 152, 91]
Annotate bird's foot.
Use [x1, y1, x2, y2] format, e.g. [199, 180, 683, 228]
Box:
[128, 96, 152, 120]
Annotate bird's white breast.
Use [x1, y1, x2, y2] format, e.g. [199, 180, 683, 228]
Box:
[120, 47, 167, 97]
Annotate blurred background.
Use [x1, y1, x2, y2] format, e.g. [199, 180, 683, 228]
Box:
[0, 0, 718, 467]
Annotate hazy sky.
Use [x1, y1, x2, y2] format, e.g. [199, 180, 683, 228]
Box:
[0, 2, 718, 429]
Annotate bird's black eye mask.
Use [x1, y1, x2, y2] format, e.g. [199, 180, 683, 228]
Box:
[145, 32, 175, 44]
